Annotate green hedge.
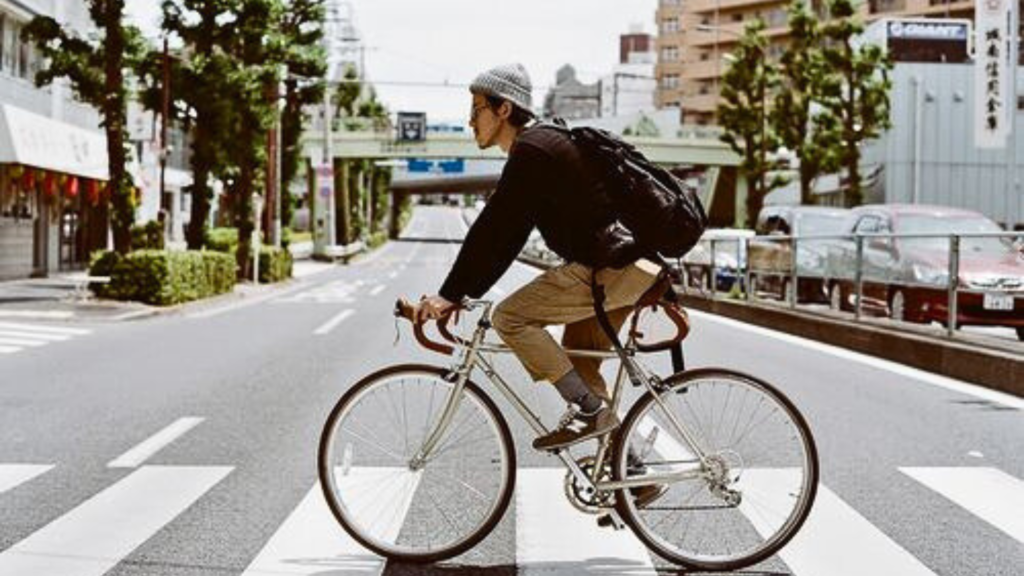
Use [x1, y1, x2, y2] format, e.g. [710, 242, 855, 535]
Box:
[205, 227, 238, 253]
[254, 246, 293, 283]
[89, 250, 237, 305]
[131, 221, 165, 250]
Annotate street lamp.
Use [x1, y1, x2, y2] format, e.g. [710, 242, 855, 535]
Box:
[698, 24, 770, 209]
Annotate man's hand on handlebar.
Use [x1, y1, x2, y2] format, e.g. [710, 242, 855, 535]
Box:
[417, 294, 456, 323]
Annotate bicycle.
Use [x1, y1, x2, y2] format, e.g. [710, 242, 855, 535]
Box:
[318, 280, 819, 571]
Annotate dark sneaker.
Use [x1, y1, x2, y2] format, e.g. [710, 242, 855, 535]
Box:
[532, 406, 619, 452]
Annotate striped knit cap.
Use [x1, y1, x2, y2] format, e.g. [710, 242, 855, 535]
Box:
[469, 63, 533, 113]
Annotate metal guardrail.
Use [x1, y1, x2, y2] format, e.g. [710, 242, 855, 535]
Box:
[684, 231, 1024, 340]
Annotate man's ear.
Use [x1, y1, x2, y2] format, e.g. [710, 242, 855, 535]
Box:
[498, 100, 512, 120]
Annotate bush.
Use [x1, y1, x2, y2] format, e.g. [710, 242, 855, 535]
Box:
[205, 227, 238, 253]
[131, 220, 165, 250]
[89, 249, 237, 305]
[252, 246, 293, 283]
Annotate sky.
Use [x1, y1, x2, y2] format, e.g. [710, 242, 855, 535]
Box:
[124, 0, 659, 124]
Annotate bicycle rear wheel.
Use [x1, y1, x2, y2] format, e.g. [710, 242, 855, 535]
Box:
[613, 368, 818, 571]
[318, 364, 515, 563]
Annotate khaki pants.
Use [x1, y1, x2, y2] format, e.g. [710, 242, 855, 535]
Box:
[492, 261, 659, 401]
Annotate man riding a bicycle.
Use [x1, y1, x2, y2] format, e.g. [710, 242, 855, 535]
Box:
[414, 63, 661, 452]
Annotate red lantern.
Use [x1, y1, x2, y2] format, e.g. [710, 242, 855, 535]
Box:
[85, 180, 100, 206]
[65, 176, 79, 198]
[20, 168, 35, 191]
[42, 172, 57, 201]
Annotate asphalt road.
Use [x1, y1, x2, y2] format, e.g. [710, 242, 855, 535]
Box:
[0, 206, 1021, 576]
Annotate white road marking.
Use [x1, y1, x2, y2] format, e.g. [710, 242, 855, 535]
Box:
[0, 322, 90, 335]
[189, 282, 313, 318]
[487, 286, 507, 297]
[740, 469, 938, 576]
[689, 309, 1024, 410]
[240, 475, 410, 576]
[387, 271, 398, 280]
[0, 330, 69, 342]
[901, 467, 1024, 543]
[0, 345, 18, 354]
[275, 280, 359, 305]
[369, 285, 386, 297]
[0, 466, 232, 576]
[515, 468, 656, 575]
[0, 337, 47, 347]
[0, 311, 74, 319]
[0, 464, 54, 495]
[107, 417, 205, 468]
[314, 309, 354, 335]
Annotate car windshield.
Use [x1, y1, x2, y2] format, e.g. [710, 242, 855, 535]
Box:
[796, 214, 845, 237]
[897, 215, 1013, 254]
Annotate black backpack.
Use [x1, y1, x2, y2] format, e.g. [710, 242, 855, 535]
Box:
[543, 119, 708, 262]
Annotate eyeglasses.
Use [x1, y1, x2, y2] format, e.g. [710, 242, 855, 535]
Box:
[470, 104, 490, 123]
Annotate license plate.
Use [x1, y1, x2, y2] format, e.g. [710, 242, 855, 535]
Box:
[983, 293, 1015, 311]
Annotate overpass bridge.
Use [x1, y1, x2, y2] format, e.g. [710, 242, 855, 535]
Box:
[301, 128, 745, 242]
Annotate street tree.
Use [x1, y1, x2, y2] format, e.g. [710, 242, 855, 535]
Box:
[717, 19, 786, 228]
[279, 0, 327, 233]
[772, 0, 840, 204]
[25, 0, 147, 255]
[145, 0, 242, 250]
[818, 0, 893, 206]
[220, 0, 288, 278]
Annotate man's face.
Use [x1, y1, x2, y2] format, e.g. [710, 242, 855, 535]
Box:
[469, 93, 500, 149]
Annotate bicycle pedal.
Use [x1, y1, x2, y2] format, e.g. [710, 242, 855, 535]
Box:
[596, 512, 626, 530]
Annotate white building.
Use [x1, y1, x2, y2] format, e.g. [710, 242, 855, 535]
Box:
[0, 0, 108, 279]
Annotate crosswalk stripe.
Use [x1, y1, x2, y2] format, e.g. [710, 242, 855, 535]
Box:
[107, 417, 205, 468]
[0, 464, 54, 495]
[740, 470, 938, 576]
[239, 480, 385, 575]
[515, 468, 656, 575]
[0, 337, 48, 347]
[0, 344, 21, 353]
[0, 322, 90, 336]
[0, 330, 70, 342]
[900, 467, 1024, 543]
[0, 465, 232, 576]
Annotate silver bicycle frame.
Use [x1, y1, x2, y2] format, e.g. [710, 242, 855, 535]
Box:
[409, 300, 711, 506]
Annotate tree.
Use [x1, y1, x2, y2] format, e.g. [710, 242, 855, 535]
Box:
[818, 0, 893, 206]
[279, 0, 327, 232]
[717, 19, 786, 228]
[25, 1, 147, 255]
[220, 0, 288, 278]
[772, 0, 839, 204]
[145, 0, 242, 250]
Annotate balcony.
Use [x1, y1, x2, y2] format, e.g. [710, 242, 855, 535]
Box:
[681, 58, 726, 80]
[868, 0, 907, 13]
[682, 92, 721, 113]
[687, 0, 788, 14]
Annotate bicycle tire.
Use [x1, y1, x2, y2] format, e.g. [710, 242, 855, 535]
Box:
[612, 367, 819, 571]
[318, 363, 516, 563]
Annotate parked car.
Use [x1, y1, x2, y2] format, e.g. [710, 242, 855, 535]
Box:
[747, 205, 850, 303]
[825, 204, 1024, 339]
[679, 228, 754, 292]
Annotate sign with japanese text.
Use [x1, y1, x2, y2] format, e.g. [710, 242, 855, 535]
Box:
[974, 0, 1011, 148]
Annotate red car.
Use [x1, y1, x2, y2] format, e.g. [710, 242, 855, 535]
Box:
[825, 204, 1024, 339]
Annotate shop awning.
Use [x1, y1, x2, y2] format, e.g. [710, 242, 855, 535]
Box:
[0, 103, 108, 180]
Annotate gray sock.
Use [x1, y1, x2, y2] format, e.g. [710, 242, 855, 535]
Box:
[553, 369, 603, 414]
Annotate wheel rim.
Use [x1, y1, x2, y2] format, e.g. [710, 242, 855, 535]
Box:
[891, 291, 905, 321]
[321, 371, 512, 557]
[616, 372, 817, 568]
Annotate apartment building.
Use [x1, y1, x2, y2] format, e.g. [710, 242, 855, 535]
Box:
[655, 0, 976, 125]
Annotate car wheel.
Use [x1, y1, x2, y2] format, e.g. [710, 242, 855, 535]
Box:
[889, 290, 906, 322]
[829, 283, 843, 312]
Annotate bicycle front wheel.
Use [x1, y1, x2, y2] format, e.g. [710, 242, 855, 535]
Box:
[318, 364, 516, 563]
[613, 368, 818, 571]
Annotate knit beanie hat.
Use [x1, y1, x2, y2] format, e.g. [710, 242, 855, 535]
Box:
[470, 63, 533, 113]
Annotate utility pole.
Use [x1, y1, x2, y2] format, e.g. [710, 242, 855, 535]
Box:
[160, 36, 171, 242]
[265, 81, 280, 247]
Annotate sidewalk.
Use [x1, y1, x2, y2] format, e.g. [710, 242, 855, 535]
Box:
[0, 259, 337, 324]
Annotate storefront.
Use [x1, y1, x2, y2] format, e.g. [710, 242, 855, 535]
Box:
[0, 103, 109, 280]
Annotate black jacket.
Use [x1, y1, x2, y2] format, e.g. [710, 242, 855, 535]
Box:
[439, 125, 639, 302]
